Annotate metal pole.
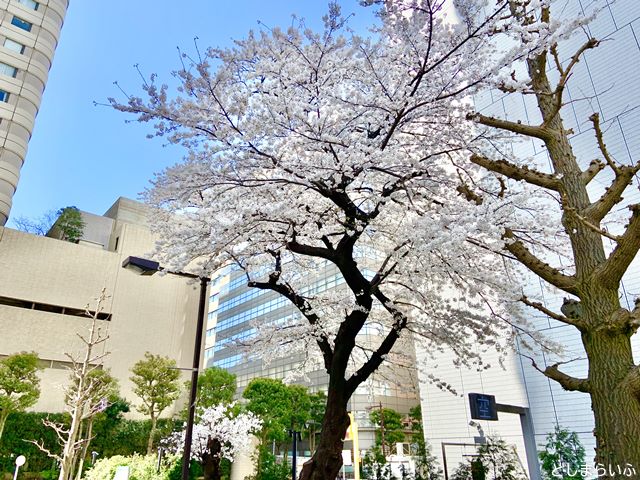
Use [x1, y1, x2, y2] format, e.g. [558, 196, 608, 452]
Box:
[441, 443, 449, 480]
[519, 408, 541, 480]
[181, 277, 209, 480]
[157, 447, 164, 474]
[291, 431, 298, 480]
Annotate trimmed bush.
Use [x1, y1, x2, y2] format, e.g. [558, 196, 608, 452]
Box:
[83, 454, 178, 480]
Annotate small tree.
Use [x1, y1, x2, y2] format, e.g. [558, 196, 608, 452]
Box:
[72, 369, 119, 480]
[369, 407, 405, 459]
[452, 437, 527, 480]
[14, 206, 85, 242]
[130, 352, 181, 454]
[183, 367, 236, 419]
[51, 207, 85, 242]
[408, 406, 442, 480]
[167, 403, 261, 480]
[243, 379, 311, 474]
[539, 426, 585, 480]
[0, 351, 41, 442]
[32, 289, 112, 480]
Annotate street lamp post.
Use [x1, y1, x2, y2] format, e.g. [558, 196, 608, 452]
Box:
[122, 256, 210, 480]
[288, 428, 302, 480]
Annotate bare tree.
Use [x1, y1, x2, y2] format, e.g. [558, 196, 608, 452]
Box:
[459, 0, 640, 472]
[32, 289, 111, 480]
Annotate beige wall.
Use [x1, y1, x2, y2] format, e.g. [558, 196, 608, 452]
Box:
[0, 209, 206, 416]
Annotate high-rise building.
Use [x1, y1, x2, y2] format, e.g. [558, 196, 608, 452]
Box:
[0, 0, 68, 225]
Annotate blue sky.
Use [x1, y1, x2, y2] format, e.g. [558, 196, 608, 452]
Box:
[8, 1, 376, 225]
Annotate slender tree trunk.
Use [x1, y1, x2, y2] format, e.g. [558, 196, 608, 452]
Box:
[75, 418, 94, 480]
[147, 415, 157, 455]
[299, 387, 350, 480]
[202, 437, 223, 480]
[0, 411, 8, 442]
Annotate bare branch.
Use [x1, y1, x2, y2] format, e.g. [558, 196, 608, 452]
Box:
[584, 164, 639, 223]
[469, 154, 561, 191]
[469, 113, 552, 141]
[589, 113, 620, 174]
[248, 278, 334, 371]
[28, 440, 62, 462]
[504, 229, 578, 294]
[565, 207, 621, 242]
[581, 159, 606, 185]
[520, 295, 585, 328]
[596, 204, 640, 285]
[545, 38, 599, 125]
[523, 354, 591, 393]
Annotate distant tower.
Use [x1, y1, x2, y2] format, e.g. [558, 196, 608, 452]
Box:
[0, 0, 68, 225]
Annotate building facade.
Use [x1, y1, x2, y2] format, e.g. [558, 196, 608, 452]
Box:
[0, 197, 205, 415]
[0, 0, 67, 225]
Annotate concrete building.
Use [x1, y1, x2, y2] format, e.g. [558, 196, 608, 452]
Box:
[0, 0, 68, 225]
[419, 0, 640, 478]
[0, 197, 205, 415]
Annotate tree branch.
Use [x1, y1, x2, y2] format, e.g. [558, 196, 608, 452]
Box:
[469, 113, 552, 141]
[596, 204, 640, 285]
[589, 113, 620, 174]
[520, 295, 585, 328]
[248, 277, 334, 371]
[345, 288, 407, 395]
[544, 38, 599, 126]
[469, 154, 561, 191]
[504, 229, 578, 294]
[525, 355, 591, 393]
[565, 207, 621, 242]
[581, 159, 606, 185]
[583, 164, 639, 223]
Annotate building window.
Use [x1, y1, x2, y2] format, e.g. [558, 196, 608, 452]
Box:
[11, 16, 32, 32]
[0, 90, 10, 102]
[17, 0, 39, 10]
[0, 62, 17, 78]
[4, 38, 25, 54]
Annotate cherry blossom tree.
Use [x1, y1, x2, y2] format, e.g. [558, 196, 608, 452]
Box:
[111, 2, 578, 478]
[166, 404, 261, 480]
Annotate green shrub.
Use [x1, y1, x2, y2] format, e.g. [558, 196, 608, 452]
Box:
[0, 412, 181, 475]
[0, 412, 68, 474]
[83, 454, 178, 480]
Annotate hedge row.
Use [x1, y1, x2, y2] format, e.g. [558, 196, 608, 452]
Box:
[0, 412, 180, 475]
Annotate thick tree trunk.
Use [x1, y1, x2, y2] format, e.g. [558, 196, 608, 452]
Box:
[581, 290, 640, 474]
[202, 437, 223, 480]
[299, 387, 350, 480]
